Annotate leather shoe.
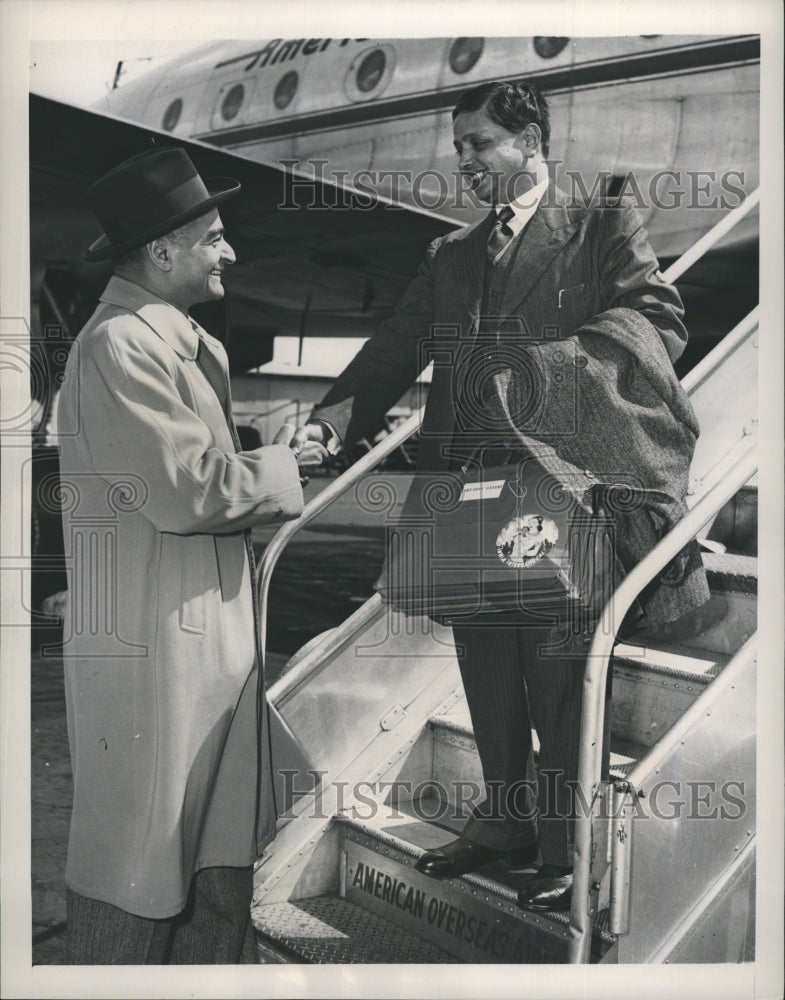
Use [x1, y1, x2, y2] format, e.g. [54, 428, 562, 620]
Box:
[415, 837, 538, 879]
[517, 865, 573, 911]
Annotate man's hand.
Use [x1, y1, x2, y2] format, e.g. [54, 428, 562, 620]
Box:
[273, 422, 331, 468]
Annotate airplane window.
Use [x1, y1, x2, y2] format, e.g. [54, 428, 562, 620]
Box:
[345, 45, 396, 102]
[162, 98, 183, 132]
[448, 37, 484, 74]
[221, 84, 245, 122]
[274, 71, 298, 110]
[533, 37, 570, 59]
[356, 49, 386, 93]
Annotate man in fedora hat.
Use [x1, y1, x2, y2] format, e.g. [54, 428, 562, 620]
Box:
[56, 147, 314, 963]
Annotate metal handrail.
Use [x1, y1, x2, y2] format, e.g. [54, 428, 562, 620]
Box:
[567, 442, 758, 964]
[256, 407, 424, 662]
[681, 307, 758, 396]
[660, 187, 759, 284]
[268, 593, 384, 704]
[624, 634, 756, 791]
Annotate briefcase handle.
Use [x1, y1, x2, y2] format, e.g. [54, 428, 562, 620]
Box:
[588, 483, 674, 517]
[458, 444, 520, 479]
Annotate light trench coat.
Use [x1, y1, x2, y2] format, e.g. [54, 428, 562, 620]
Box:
[57, 275, 303, 918]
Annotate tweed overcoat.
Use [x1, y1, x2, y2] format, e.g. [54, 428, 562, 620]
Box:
[314, 185, 709, 625]
[57, 276, 303, 918]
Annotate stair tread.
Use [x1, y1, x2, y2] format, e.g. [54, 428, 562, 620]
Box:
[702, 551, 757, 577]
[437, 704, 655, 742]
[433, 639, 724, 703]
[429, 707, 647, 779]
[702, 551, 757, 595]
[609, 736, 650, 778]
[339, 809, 535, 899]
[334, 812, 616, 954]
[612, 641, 724, 680]
[254, 895, 456, 963]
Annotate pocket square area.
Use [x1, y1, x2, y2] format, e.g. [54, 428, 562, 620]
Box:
[558, 283, 586, 307]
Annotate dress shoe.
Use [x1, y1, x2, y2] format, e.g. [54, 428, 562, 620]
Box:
[415, 837, 538, 878]
[516, 865, 573, 911]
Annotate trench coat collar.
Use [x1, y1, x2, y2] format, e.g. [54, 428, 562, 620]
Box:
[449, 182, 580, 323]
[99, 275, 200, 360]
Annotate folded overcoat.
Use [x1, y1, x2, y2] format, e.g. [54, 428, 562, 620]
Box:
[314, 185, 709, 626]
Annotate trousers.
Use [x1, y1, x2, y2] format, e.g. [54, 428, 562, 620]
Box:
[453, 619, 612, 868]
[66, 866, 257, 965]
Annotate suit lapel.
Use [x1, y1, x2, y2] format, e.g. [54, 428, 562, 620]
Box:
[500, 184, 580, 314]
[449, 210, 494, 330]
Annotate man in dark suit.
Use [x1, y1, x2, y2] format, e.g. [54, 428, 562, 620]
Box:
[286, 81, 708, 911]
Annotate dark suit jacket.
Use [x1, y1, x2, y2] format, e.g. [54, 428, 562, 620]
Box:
[314, 184, 709, 626]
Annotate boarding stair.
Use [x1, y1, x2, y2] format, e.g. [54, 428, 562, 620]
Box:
[250, 196, 759, 964]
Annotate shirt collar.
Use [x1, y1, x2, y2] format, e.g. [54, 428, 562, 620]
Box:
[99, 275, 201, 360]
[496, 176, 549, 232]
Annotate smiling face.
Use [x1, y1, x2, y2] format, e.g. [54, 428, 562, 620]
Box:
[164, 208, 236, 310]
[453, 106, 538, 205]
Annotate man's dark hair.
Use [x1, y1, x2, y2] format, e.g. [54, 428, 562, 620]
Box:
[452, 81, 550, 158]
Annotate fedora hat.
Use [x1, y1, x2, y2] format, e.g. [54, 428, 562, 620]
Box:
[84, 147, 241, 262]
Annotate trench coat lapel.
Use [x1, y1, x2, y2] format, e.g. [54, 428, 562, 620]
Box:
[500, 185, 580, 314]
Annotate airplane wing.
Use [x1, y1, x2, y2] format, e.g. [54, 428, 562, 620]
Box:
[30, 93, 454, 371]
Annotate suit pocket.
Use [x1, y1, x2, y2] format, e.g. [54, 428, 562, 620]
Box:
[557, 283, 586, 308]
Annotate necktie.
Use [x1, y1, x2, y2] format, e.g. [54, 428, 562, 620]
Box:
[486, 205, 516, 264]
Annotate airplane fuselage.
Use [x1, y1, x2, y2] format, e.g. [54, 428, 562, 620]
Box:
[97, 35, 760, 257]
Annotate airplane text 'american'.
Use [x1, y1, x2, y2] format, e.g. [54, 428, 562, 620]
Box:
[216, 39, 367, 72]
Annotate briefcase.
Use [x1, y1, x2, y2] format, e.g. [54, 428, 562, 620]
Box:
[377, 450, 624, 624]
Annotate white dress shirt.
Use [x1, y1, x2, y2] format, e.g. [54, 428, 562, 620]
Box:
[494, 176, 549, 255]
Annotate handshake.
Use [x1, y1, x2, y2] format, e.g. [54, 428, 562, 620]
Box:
[273, 420, 338, 472]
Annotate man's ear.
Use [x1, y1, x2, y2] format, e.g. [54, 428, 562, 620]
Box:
[519, 124, 542, 157]
[147, 237, 172, 272]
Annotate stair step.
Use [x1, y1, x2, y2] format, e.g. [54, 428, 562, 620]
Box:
[613, 640, 724, 682]
[704, 485, 757, 556]
[427, 709, 648, 784]
[702, 551, 757, 594]
[334, 813, 604, 963]
[611, 641, 729, 746]
[253, 895, 455, 963]
[608, 736, 650, 778]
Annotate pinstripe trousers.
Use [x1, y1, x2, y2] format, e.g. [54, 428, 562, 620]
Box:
[454, 619, 612, 868]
